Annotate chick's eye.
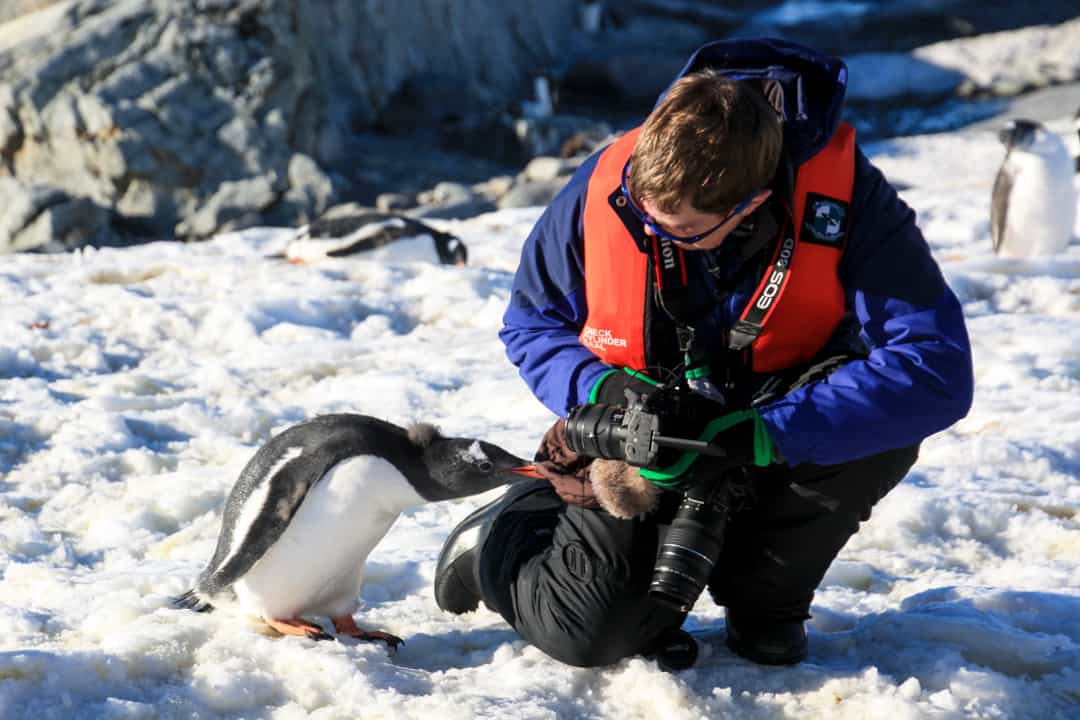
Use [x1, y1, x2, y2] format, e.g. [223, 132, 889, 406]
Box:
[478, 461, 493, 472]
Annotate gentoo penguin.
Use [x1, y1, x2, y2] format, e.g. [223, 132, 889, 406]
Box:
[991, 118, 1077, 257]
[284, 212, 467, 266]
[521, 72, 558, 120]
[174, 414, 538, 647]
[1074, 106, 1079, 173]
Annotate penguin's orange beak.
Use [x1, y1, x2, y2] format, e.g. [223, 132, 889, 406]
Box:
[508, 465, 545, 479]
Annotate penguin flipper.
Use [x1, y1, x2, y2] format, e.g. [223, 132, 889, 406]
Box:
[196, 448, 329, 595]
[991, 162, 1014, 255]
[173, 589, 215, 613]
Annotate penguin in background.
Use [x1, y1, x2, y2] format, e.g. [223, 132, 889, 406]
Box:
[282, 212, 468, 266]
[174, 414, 539, 648]
[1073, 106, 1080, 173]
[991, 118, 1077, 258]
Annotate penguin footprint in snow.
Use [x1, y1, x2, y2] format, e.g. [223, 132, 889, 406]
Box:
[173, 414, 534, 649]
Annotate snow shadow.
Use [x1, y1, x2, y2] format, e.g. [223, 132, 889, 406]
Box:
[393, 627, 524, 671]
[0, 414, 49, 477]
[360, 559, 429, 602]
[854, 587, 1080, 679]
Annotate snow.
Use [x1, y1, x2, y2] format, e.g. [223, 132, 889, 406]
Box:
[2, 66, 1080, 720]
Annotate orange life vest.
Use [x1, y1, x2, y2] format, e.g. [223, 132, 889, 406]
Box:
[579, 123, 855, 374]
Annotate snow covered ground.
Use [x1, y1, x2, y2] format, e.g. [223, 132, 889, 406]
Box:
[2, 122, 1079, 720]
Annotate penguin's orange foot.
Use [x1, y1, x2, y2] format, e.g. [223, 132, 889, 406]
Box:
[265, 617, 333, 641]
[332, 615, 404, 650]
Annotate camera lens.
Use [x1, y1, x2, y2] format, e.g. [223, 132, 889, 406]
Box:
[650, 486, 729, 612]
[565, 403, 628, 460]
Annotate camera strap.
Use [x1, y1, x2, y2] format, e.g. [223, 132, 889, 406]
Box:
[648, 235, 727, 403]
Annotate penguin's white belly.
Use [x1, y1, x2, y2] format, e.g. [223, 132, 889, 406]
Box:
[1000, 151, 1077, 257]
[234, 455, 424, 619]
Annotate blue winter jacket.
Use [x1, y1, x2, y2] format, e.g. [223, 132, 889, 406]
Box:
[500, 38, 974, 466]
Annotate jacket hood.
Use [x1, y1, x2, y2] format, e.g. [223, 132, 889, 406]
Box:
[663, 37, 848, 166]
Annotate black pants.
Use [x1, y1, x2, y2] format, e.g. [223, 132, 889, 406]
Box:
[476, 444, 918, 667]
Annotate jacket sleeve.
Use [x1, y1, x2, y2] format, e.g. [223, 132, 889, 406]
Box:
[757, 145, 974, 466]
[499, 153, 614, 416]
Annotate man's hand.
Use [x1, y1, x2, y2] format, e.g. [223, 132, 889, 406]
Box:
[590, 368, 659, 406]
[534, 418, 600, 509]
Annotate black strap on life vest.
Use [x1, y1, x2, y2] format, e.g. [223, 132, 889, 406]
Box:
[727, 220, 796, 351]
[648, 236, 728, 400]
[649, 235, 693, 350]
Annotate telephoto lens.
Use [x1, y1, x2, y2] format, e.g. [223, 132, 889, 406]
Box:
[650, 479, 731, 612]
[564, 403, 628, 460]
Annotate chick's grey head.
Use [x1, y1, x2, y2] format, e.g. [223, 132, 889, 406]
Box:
[409, 424, 531, 501]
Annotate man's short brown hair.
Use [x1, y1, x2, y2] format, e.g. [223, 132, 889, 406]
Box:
[628, 70, 783, 215]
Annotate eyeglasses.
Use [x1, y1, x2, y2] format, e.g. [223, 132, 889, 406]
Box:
[620, 160, 757, 245]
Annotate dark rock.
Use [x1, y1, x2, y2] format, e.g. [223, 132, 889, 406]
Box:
[410, 200, 497, 221]
[734, 0, 1080, 56]
[562, 49, 686, 108]
[0, 1, 63, 25]
[422, 182, 476, 208]
[376, 192, 417, 212]
[613, 1, 743, 35]
[0, 0, 583, 251]
[846, 54, 966, 106]
[438, 112, 530, 166]
[0, 177, 112, 252]
[497, 178, 573, 210]
[523, 156, 583, 183]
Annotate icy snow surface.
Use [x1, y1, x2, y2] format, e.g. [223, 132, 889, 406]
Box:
[1, 124, 1079, 720]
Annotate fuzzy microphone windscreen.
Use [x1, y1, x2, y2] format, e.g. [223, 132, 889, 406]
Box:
[589, 459, 659, 518]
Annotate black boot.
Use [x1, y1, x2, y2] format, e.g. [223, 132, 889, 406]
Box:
[725, 609, 808, 665]
[434, 479, 553, 614]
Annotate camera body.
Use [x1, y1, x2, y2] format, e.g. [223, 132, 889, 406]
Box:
[564, 382, 745, 612]
[564, 384, 693, 470]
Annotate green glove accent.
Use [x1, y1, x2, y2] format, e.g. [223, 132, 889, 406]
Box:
[640, 408, 776, 487]
[587, 367, 659, 404]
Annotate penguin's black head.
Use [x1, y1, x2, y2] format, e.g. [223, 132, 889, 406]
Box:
[433, 232, 468, 266]
[416, 432, 534, 501]
[998, 119, 1041, 151]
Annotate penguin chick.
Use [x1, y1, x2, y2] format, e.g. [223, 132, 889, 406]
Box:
[284, 212, 467, 266]
[174, 414, 531, 648]
[991, 118, 1077, 257]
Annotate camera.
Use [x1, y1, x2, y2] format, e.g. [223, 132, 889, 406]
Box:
[563, 385, 690, 468]
[564, 383, 744, 612]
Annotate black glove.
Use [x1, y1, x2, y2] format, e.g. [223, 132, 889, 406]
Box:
[590, 369, 658, 406]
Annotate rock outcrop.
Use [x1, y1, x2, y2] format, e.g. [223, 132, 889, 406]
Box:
[0, 0, 580, 252]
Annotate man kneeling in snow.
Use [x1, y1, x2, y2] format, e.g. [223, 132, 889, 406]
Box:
[434, 37, 973, 669]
